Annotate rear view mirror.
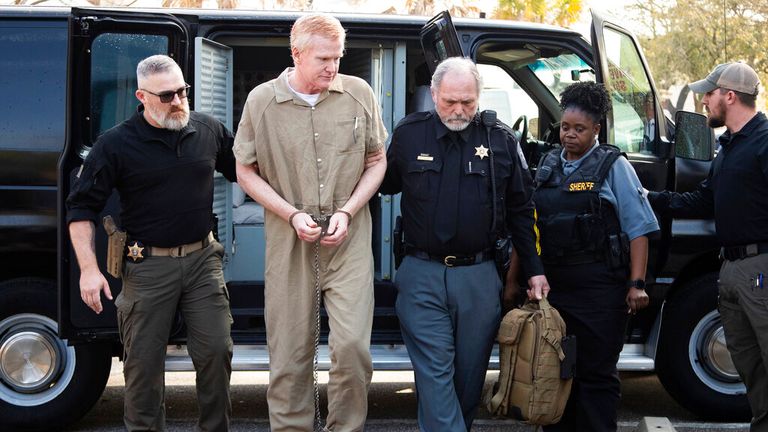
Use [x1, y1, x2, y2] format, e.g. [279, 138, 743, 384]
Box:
[570, 68, 593, 81]
[674, 111, 715, 161]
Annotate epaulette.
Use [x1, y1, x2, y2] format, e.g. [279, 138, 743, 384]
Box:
[394, 110, 433, 130]
[493, 119, 518, 141]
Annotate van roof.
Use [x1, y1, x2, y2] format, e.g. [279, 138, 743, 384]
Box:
[0, 6, 584, 39]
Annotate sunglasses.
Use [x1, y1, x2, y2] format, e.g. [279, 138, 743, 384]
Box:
[141, 84, 191, 103]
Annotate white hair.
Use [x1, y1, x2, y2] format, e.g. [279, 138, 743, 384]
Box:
[430, 57, 482, 94]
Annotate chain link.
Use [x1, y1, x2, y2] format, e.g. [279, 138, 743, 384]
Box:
[312, 216, 326, 432]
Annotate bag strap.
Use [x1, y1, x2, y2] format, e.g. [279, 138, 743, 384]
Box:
[489, 314, 526, 414]
[489, 346, 513, 413]
[538, 298, 566, 361]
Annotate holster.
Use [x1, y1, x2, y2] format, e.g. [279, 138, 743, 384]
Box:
[103, 215, 127, 279]
[494, 237, 512, 282]
[560, 335, 577, 379]
[393, 216, 405, 269]
[607, 232, 630, 269]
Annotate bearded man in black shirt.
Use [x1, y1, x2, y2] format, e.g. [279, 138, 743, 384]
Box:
[650, 62, 768, 431]
[66, 55, 236, 432]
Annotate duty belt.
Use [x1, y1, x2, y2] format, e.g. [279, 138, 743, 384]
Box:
[406, 247, 493, 267]
[719, 242, 768, 261]
[128, 232, 214, 259]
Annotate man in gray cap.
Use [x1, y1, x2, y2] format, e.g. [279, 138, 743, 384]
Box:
[650, 62, 768, 430]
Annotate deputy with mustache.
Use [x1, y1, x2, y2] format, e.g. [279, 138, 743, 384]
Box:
[380, 57, 548, 431]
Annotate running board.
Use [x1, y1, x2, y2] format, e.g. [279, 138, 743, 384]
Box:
[165, 343, 654, 372]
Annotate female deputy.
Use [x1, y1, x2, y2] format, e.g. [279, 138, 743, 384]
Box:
[533, 82, 659, 431]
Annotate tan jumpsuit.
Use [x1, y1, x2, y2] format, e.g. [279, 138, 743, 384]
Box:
[234, 68, 387, 432]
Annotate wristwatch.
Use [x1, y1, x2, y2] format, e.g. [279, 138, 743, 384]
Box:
[627, 279, 646, 290]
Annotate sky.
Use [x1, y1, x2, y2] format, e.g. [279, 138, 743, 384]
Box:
[3, 0, 645, 36]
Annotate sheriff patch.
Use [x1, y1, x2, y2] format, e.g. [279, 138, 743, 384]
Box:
[568, 181, 595, 191]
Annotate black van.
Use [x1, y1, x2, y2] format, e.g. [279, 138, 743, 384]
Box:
[0, 6, 743, 430]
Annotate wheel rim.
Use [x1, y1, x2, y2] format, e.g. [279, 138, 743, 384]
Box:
[0, 330, 58, 392]
[0, 313, 76, 406]
[689, 310, 745, 395]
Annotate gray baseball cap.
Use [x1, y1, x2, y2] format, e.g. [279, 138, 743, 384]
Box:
[689, 62, 760, 95]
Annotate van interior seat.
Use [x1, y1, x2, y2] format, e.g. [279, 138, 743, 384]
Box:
[410, 85, 434, 113]
[232, 183, 265, 224]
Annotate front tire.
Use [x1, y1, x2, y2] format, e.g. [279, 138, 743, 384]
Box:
[655, 272, 751, 421]
[0, 278, 112, 431]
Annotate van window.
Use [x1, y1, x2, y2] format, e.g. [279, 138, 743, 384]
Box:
[90, 33, 168, 141]
[0, 22, 66, 151]
[476, 45, 594, 144]
[529, 53, 595, 102]
[478, 64, 539, 139]
[601, 27, 654, 154]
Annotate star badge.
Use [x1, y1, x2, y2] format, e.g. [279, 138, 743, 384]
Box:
[474, 145, 489, 160]
[126, 241, 145, 262]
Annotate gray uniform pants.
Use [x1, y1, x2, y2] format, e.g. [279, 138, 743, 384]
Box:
[719, 253, 768, 432]
[115, 241, 233, 432]
[395, 256, 501, 432]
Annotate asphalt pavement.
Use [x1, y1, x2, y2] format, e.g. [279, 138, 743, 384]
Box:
[65, 360, 750, 431]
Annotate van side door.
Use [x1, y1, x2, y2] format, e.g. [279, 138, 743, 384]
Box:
[420, 11, 465, 73]
[590, 10, 671, 274]
[590, 10, 669, 188]
[58, 8, 189, 340]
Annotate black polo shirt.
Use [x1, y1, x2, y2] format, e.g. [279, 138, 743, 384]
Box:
[381, 111, 544, 278]
[651, 112, 768, 247]
[66, 106, 237, 247]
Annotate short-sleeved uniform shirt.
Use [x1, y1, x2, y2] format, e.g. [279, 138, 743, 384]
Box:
[234, 68, 387, 276]
[559, 143, 659, 241]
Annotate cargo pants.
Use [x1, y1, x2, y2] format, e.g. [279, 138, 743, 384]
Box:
[115, 240, 233, 432]
[719, 253, 768, 432]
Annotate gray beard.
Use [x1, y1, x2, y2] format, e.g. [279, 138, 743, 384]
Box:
[147, 107, 190, 131]
[443, 120, 471, 131]
[161, 115, 190, 131]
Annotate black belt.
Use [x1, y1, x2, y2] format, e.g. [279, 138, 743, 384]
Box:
[720, 243, 768, 261]
[406, 247, 493, 267]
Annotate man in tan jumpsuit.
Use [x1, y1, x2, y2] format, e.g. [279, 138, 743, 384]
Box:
[233, 14, 387, 432]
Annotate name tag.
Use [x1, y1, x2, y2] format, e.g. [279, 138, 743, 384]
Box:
[568, 181, 595, 191]
[417, 154, 434, 161]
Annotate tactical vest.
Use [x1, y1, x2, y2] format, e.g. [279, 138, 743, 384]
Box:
[534, 145, 624, 266]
